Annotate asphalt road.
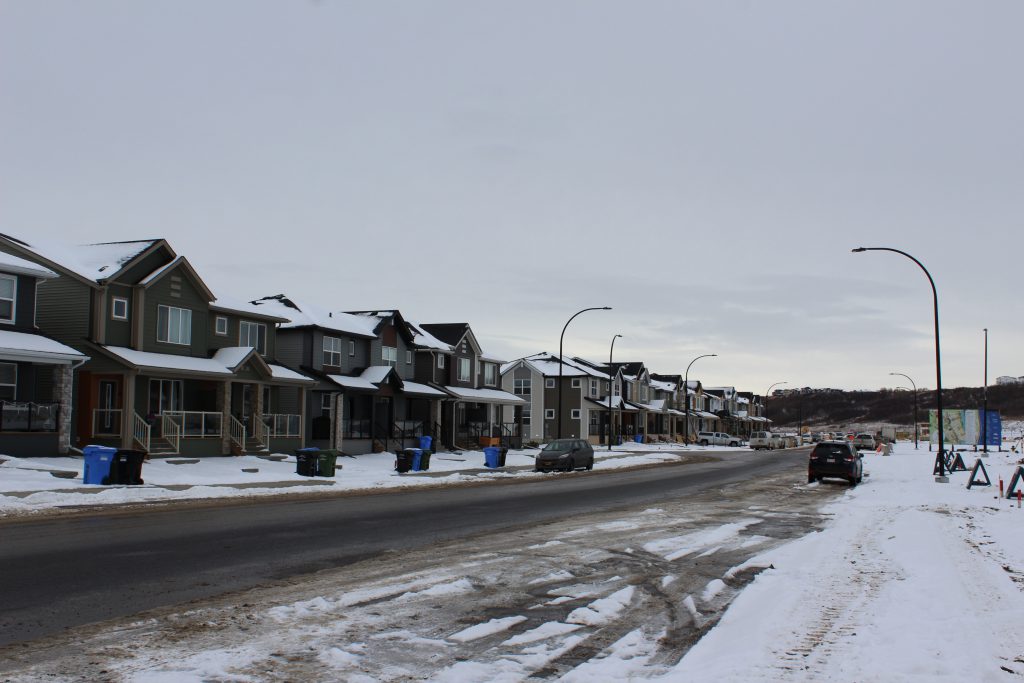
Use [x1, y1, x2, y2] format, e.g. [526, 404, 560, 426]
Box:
[0, 449, 808, 648]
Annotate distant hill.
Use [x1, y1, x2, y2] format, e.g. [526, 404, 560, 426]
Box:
[765, 384, 1024, 429]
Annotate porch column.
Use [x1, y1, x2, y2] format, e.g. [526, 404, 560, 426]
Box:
[218, 380, 231, 454]
[121, 371, 136, 449]
[255, 383, 265, 419]
[298, 386, 307, 447]
[332, 392, 344, 451]
[55, 364, 74, 454]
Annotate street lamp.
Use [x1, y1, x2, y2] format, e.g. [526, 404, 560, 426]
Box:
[764, 381, 787, 426]
[983, 328, 989, 456]
[889, 372, 919, 449]
[684, 353, 717, 445]
[853, 247, 946, 480]
[608, 334, 622, 451]
[558, 306, 612, 439]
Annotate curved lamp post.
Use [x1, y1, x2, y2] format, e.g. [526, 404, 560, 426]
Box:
[889, 372, 918, 449]
[608, 334, 622, 451]
[853, 247, 945, 480]
[764, 381, 787, 427]
[684, 353, 716, 445]
[558, 306, 611, 439]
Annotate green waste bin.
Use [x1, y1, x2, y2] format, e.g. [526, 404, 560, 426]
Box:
[317, 449, 340, 477]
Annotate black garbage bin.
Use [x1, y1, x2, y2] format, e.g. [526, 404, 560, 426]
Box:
[498, 447, 508, 467]
[295, 448, 320, 477]
[112, 449, 146, 485]
[419, 450, 431, 471]
[395, 450, 413, 473]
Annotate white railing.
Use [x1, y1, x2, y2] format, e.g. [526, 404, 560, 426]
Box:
[132, 412, 151, 452]
[93, 409, 122, 437]
[251, 414, 268, 448]
[161, 413, 181, 453]
[161, 411, 223, 438]
[229, 415, 246, 450]
[260, 413, 301, 438]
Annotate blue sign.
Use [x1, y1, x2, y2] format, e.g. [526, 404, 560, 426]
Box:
[979, 410, 1001, 446]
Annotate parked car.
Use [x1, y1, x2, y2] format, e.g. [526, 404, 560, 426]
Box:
[853, 433, 877, 450]
[535, 439, 594, 472]
[749, 431, 776, 450]
[808, 440, 863, 486]
[697, 432, 743, 447]
[810, 432, 825, 442]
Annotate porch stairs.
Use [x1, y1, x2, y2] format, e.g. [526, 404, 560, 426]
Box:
[146, 436, 178, 456]
[243, 436, 269, 455]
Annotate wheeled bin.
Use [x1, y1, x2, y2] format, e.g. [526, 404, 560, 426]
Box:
[83, 445, 117, 485]
[395, 450, 413, 473]
[483, 446, 501, 468]
[419, 435, 433, 451]
[317, 449, 340, 477]
[419, 450, 431, 471]
[111, 449, 146, 485]
[295, 448, 320, 476]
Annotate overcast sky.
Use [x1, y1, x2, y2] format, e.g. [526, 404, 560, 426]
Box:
[2, 1, 1021, 392]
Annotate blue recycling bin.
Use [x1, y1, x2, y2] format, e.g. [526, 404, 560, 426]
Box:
[634, 434, 644, 443]
[419, 435, 433, 451]
[409, 448, 424, 471]
[484, 446, 501, 468]
[83, 445, 117, 485]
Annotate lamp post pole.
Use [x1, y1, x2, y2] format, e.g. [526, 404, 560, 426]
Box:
[889, 372, 918, 449]
[854, 247, 946, 480]
[608, 334, 622, 451]
[684, 353, 717, 446]
[764, 381, 787, 428]
[983, 328, 989, 456]
[558, 306, 611, 439]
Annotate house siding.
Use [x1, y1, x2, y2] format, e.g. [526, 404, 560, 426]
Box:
[142, 271, 210, 356]
[104, 284, 133, 347]
[8, 273, 38, 332]
[115, 248, 172, 285]
[33, 276, 92, 347]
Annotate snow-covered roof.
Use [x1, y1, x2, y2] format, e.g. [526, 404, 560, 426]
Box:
[252, 296, 378, 338]
[503, 353, 609, 379]
[269, 364, 314, 383]
[401, 381, 448, 397]
[0, 330, 87, 364]
[360, 366, 394, 384]
[585, 396, 639, 412]
[649, 380, 678, 394]
[326, 374, 379, 391]
[0, 252, 57, 279]
[694, 410, 720, 419]
[1, 236, 161, 284]
[209, 295, 290, 322]
[211, 346, 254, 370]
[102, 346, 233, 376]
[407, 322, 453, 353]
[442, 386, 525, 404]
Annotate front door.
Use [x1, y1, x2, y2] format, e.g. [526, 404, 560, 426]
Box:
[97, 379, 119, 435]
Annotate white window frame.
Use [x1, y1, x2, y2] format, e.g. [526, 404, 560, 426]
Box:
[406, 350, 413, 364]
[111, 296, 129, 321]
[0, 274, 15, 324]
[544, 408, 555, 420]
[0, 362, 16, 400]
[239, 321, 267, 355]
[323, 336, 343, 367]
[590, 379, 598, 397]
[321, 393, 333, 416]
[214, 315, 228, 336]
[484, 363, 496, 386]
[438, 354, 446, 368]
[521, 407, 531, 427]
[571, 378, 581, 389]
[571, 408, 581, 420]
[545, 378, 555, 389]
[458, 357, 471, 382]
[382, 345, 398, 367]
[513, 378, 531, 396]
[157, 305, 192, 345]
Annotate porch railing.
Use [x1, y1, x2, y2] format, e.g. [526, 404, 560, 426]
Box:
[260, 413, 301, 438]
[1, 401, 59, 432]
[342, 418, 371, 439]
[161, 413, 181, 453]
[500, 422, 522, 450]
[251, 415, 268, 448]
[228, 415, 246, 450]
[132, 412, 151, 452]
[92, 409, 122, 437]
[394, 419, 423, 442]
[161, 411, 223, 438]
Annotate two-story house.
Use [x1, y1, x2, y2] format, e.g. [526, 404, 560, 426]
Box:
[0, 252, 89, 456]
[412, 323, 523, 450]
[0, 235, 315, 456]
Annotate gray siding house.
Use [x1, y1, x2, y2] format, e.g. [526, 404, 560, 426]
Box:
[0, 234, 314, 456]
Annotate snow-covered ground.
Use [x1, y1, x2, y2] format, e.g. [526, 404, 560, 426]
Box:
[0, 441, 732, 514]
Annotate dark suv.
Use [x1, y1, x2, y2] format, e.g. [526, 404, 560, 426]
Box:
[535, 439, 595, 473]
[807, 440, 863, 486]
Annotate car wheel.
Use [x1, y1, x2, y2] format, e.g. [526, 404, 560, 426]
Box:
[565, 457, 575, 472]
[700, 440, 709, 446]
[848, 476, 857, 487]
[586, 457, 594, 470]
[807, 474, 816, 484]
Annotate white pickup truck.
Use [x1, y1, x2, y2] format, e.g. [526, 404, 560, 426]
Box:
[697, 431, 743, 447]
[749, 431, 776, 450]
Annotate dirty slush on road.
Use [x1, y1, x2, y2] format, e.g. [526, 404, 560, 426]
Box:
[2, 463, 843, 682]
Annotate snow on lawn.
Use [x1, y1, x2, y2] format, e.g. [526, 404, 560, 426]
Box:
[448, 616, 529, 643]
[565, 586, 636, 626]
[661, 442, 1024, 682]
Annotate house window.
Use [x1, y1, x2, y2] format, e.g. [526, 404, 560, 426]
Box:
[214, 316, 228, 336]
[521, 407, 531, 427]
[157, 305, 192, 345]
[111, 297, 129, 321]
[613, 382, 620, 396]
[545, 378, 555, 389]
[438, 354, 446, 368]
[406, 350, 413, 364]
[484, 364, 495, 386]
[571, 378, 581, 389]
[323, 336, 343, 367]
[457, 358, 471, 382]
[348, 340, 355, 356]
[0, 275, 15, 323]
[382, 345, 398, 367]
[239, 321, 267, 354]
[590, 379, 598, 397]
[148, 378, 184, 414]
[571, 409, 581, 420]
[321, 393, 332, 416]
[0, 362, 16, 400]
[513, 378, 531, 396]
[544, 409, 555, 420]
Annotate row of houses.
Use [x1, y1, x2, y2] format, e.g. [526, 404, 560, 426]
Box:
[0, 234, 771, 458]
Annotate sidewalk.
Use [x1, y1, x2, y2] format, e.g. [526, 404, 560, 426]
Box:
[0, 442, 733, 514]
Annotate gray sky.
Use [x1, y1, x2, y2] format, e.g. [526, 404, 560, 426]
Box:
[2, 1, 1021, 392]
